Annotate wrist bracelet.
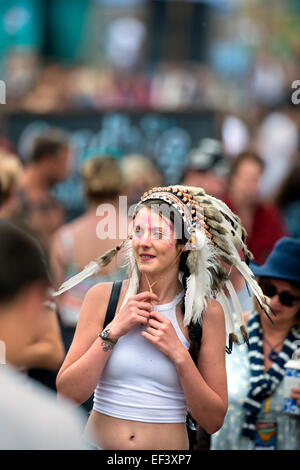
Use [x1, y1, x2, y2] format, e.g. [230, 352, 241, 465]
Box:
[98, 328, 118, 345]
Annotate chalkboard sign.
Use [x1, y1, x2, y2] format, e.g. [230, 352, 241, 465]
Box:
[5, 109, 216, 219]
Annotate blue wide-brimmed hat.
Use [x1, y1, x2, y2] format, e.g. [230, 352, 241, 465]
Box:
[250, 237, 300, 283]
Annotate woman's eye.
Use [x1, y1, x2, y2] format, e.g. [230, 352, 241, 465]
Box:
[152, 231, 163, 239]
[133, 228, 142, 238]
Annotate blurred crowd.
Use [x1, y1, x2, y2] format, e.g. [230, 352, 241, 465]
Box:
[0, 0, 300, 451]
[0, 109, 299, 448]
[1, 123, 299, 325]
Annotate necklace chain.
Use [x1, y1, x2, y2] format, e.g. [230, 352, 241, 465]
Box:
[264, 335, 285, 362]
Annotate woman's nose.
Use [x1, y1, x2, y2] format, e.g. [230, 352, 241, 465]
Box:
[139, 229, 152, 245]
[270, 294, 280, 308]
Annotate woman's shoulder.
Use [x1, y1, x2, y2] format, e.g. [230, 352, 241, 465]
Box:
[206, 298, 225, 317]
[202, 299, 226, 333]
[86, 279, 129, 305]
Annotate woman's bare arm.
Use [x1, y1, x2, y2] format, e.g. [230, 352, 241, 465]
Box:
[56, 282, 114, 404]
[179, 300, 228, 434]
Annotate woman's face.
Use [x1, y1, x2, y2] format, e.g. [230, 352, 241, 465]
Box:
[261, 278, 300, 326]
[131, 206, 184, 277]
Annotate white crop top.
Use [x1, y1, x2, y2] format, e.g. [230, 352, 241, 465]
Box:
[93, 291, 190, 423]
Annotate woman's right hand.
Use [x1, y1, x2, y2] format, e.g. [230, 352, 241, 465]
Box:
[106, 291, 159, 339]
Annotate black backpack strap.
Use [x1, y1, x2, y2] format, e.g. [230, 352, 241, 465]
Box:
[103, 280, 123, 328]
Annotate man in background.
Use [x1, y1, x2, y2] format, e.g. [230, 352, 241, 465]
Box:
[15, 128, 70, 256]
[182, 138, 230, 199]
[223, 150, 287, 264]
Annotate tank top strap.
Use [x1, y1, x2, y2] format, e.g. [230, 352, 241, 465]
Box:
[170, 290, 184, 307]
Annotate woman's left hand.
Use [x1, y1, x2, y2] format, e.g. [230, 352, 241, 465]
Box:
[141, 310, 187, 363]
[290, 386, 300, 406]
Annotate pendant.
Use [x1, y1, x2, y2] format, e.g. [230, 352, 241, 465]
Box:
[268, 350, 278, 361]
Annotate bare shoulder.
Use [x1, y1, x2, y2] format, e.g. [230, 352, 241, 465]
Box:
[197, 299, 226, 376]
[202, 299, 225, 328]
[200, 299, 226, 348]
[79, 279, 129, 325]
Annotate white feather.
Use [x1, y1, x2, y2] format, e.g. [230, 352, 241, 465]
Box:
[184, 228, 217, 326]
[216, 289, 235, 335]
[53, 261, 99, 296]
[225, 237, 268, 313]
[184, 273, 196, 326]
[119, 245, 139, 311]
[225, 279, 245, 330]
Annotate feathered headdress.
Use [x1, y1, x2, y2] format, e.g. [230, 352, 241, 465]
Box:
[53, 185, 272, 350]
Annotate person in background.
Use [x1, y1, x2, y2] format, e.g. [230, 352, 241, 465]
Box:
[0, 221, 91, 449]
[223, 150, 287, 265]
[273, 158, 300, 240]
[211, 237, 300, 450]
[0, 150, 23, 219]
[182, 138, 230, 200]
[182, 138, 231, 449]
[50, 156, 128, 413]
[120, 154, 163, 206]
[15, 128, 70, 256]
[0, 151, 65, 390]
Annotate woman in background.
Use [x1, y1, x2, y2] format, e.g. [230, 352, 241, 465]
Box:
[50, 156, 128, 351]
[211, 237, 300, 450]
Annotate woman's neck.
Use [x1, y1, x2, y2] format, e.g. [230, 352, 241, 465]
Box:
[260, 312, 294, 341]
[139, 273, 183, 305]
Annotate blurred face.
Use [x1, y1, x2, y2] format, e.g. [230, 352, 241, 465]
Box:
[261, 278, 300, 327]
[47, 145, 70, 184]
[184, 169, 226, 198]
[231, 159, 263, 202]
[132, 206, 184, 278]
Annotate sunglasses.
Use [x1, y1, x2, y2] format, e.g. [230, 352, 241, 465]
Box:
[262, 282, 300, 307]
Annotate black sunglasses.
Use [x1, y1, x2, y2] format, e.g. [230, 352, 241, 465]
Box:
[262, 282, 300, 307]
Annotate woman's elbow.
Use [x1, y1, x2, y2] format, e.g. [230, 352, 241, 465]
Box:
[56, 375, 90, 406]
[198, 405, 227, 435]
[205, 416, 225, 435]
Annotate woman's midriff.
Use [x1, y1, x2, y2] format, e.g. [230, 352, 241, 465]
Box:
[84, 410, 189, 450]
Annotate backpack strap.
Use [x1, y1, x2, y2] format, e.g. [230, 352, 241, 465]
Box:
[103, 280, 123, 328]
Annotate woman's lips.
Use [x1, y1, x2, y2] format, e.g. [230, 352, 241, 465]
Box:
[139, 254, 156, 261]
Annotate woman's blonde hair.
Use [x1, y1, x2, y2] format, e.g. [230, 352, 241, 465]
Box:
[81, 156, 122, 202]
[0, 152, 22, 203]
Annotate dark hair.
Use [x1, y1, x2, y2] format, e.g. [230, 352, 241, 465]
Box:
[0, 221, 50, 304]
[228, 150, 265, 181]
[30, 129, 69, 163]
[134, 200, 201, 362]
[273, 159, 300, 209]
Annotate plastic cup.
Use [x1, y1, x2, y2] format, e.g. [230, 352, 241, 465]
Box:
[283, 360, 300, 415]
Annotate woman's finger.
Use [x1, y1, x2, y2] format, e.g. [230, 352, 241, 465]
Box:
[134, 291, 159, 302]
[149, 310, 168, 323]
[148, 317, 163, 330]
[135, 301, 153, 311]
[146, 325, 161, 335]
[136, 309, 151, 318]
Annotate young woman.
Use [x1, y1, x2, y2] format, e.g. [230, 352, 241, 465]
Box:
[55, 185, 270, 450]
